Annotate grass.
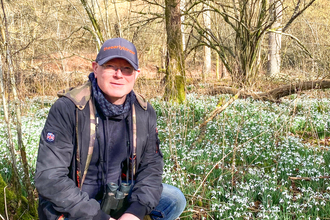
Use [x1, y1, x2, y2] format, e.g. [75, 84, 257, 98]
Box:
[153, 94, 330, 219]
[1, 94, 330, 219]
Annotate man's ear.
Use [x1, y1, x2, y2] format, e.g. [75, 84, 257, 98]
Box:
[135, 69, 141, 80]
[92, 61, 98, 78]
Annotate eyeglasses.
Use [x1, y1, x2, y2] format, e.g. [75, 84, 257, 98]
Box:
[101, 64, 134, 76]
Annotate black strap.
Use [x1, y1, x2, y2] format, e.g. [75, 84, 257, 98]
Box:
[125, 118, 130, 183]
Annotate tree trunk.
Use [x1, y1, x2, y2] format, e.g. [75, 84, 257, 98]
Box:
[164, 0, 186, 103]
[203, 3, 211, 81]
[216, 53, 220, 80]
[180, 0, 186, 51]
[267, 0, 282, 76]
[113, 0, 122, 38]
[221, 60, 228, 78]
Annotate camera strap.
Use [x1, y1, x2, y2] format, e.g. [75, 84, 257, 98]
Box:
[125, 118, 130, 184]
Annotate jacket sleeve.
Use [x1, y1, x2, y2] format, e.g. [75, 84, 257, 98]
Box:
[125, 103, 164, 219]
[34, 98, 109, 220]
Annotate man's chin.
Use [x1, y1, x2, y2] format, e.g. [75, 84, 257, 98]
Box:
[104, 94, 127, 105]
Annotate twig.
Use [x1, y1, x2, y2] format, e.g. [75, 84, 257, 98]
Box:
[200, 90, 242, 129]
[0, 214, 5, 220]
[282, 0, 316, 32]
[268, 30, 312, 58]
[4, 186, 8, 220]
[72, 53, 94, 62]
[19, 207, 28, 219]
[289, 176, 330, 181]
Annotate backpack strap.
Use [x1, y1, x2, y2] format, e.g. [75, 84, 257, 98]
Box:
[80, 99, 96, 188]
[76, 99, 96, 189]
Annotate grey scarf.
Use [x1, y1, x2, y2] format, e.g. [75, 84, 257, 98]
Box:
[88, 72, 135, 117]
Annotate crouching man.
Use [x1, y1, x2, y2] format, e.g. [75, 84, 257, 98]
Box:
[35, 38, 186, 220]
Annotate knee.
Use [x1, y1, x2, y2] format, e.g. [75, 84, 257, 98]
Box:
[177, 191, 187, 213]
[175, 188, 186, 213]
[163, 184, 186, 214]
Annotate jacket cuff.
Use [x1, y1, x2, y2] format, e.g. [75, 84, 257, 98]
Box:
[92, 209, 110, 220]
[125, 202, 148, 220]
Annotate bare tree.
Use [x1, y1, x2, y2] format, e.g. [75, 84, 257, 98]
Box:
[0, 0, 37, 217]
[267, 0, 317, 77]
[80, 0, 105, 47]
[186, 0, 316, 85]
[0, 54, 21, 204]
[187, 0, 273, 85]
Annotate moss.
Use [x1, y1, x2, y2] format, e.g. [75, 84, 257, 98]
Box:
[175, 75, 186, 104]
[163, 74, 186, 104]
[157, 68, 166, 74]
[0, 175, 37, 220]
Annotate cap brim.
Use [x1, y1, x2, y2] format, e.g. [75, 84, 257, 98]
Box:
[97, 56, 138, 70]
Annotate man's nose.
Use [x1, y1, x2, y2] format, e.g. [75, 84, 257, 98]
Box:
[114, 68, 123, 77]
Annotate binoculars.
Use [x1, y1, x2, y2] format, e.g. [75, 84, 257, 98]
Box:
[101, 182, 132, 219]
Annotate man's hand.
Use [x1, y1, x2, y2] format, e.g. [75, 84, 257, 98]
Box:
[110, 218, 116, 220]
[118, 213, 139, 220]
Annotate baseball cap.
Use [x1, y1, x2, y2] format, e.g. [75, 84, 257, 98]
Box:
[95, 38, 139, 70]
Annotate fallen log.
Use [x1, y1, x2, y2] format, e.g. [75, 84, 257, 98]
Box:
[209, 80, 330, 102]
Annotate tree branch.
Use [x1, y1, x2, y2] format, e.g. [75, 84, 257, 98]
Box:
[282, 0, 316, 32]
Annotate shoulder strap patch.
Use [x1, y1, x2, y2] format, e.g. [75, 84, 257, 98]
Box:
[57, 81, 91, 110]
[135, 92, 147, 110]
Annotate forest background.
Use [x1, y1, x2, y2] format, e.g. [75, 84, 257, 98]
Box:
[0, 0, 330, 219]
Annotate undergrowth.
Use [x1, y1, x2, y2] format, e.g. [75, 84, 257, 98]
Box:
[153, 94, 330, 219]
[0, 94, 329, 219]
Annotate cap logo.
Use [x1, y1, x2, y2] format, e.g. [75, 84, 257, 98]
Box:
[104, 45, 135, 55]
[96, 38, 139, 70]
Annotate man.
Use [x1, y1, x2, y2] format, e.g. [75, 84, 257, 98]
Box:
[35, 38, 186, 220]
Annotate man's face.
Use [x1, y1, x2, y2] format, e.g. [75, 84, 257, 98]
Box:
[92, 58, 140, 105]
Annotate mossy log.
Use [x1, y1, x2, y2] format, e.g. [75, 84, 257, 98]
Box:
[0, 175, 36, 220]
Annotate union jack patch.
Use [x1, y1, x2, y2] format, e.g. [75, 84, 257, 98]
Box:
[46, 132, 55, 142]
